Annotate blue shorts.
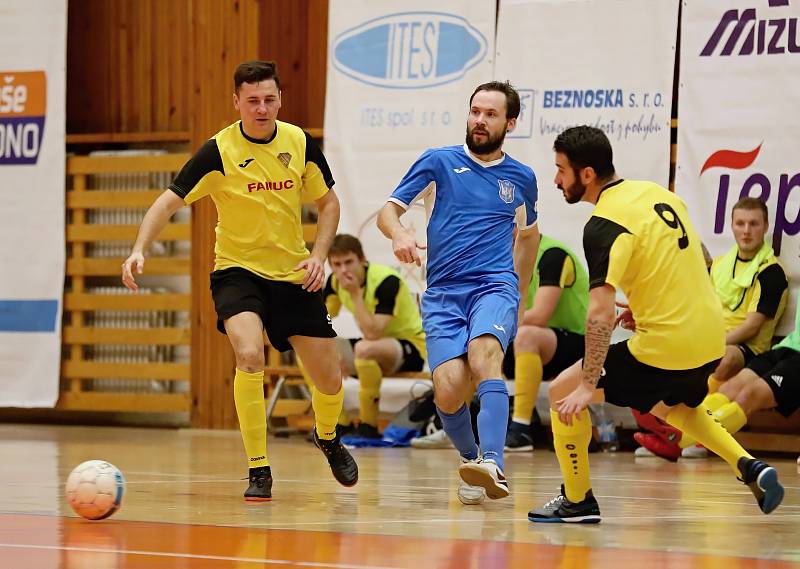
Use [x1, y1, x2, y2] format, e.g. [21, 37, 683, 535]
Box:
[421, 281, 519, 372]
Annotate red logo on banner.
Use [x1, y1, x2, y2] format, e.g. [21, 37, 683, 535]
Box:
[700, 144, 762, 175]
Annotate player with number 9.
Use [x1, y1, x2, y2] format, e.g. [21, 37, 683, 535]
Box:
[527, 125, 783, 524]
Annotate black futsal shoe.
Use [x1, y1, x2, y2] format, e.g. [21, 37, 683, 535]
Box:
[313, 430, 359, 487]
[738, 457, 784, 514]
[244, 466, 273, 502]
[528, 485, 601, 523]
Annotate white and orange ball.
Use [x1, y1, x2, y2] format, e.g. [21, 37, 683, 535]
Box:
[65, 460, 125, 520]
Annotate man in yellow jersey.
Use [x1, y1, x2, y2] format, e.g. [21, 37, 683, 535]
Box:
[121, 61, 357, 501]
[504, 234, 588, 452]
[528, 126, 783, 523]
[317, 234, 426, 438]
[634, 197, 788, 459]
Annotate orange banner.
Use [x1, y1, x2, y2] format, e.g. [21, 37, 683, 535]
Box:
[0, 71, 46, 117]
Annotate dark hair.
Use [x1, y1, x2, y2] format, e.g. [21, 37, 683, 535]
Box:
[234, 61, 280, 93]
[329, 234, 365, 259]
[553, 126, 615, 180]
[732, 197, 769, 223]
[469, 81, 521, 120]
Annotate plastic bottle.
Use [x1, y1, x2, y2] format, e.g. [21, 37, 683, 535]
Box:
[591, 403, 619, 452]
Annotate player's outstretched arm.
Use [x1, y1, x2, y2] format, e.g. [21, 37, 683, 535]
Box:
[121, 190, 185, 291]
[377, 202, 426, 266]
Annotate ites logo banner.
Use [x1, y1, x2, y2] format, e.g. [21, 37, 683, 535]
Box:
[332, 11, 488, 89]
[0, 71, 46, 166]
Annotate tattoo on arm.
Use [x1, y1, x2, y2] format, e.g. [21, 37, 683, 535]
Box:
[582, 318, 613, 386]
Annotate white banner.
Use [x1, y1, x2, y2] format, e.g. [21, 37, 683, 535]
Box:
[324, 1, 496, 287]
[495, 0, 678, 256]
[676, 0, 800, 334]
[0, 0, 66, 406]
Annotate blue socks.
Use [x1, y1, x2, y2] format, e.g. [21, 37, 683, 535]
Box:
[437, 404, 479, 461]
[477, 379, 509, 471]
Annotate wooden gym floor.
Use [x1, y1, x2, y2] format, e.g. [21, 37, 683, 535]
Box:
[0, 424, 798, 568]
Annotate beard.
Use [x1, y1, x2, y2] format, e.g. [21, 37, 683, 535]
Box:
[465, 124, 506, 155]
[559, 175, 587, 204]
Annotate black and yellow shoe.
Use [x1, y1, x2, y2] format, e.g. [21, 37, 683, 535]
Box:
[528, 485, 601, 523]
[738, 457, 784, 514]
[313, 430, 359, 487]
[244, 466, 273, 502]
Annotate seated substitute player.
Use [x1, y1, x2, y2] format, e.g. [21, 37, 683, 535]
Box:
[378, 81, 540, 505]
[527, 126, 783, 523]
[122, 60, 357, 501]
[639, 292, 800, 456]
[634, 197, 788, 459]
[317, 234, 426, 438]
[505, 234, 588, 451]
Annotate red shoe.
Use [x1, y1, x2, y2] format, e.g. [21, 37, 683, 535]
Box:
[633, 432, 681, 462]
[631, 410, 678, 439]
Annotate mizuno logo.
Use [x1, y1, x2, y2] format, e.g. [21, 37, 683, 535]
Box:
[238, 158, 255, 168]
[771, 374, 783, 387]
[453, 167, 471, 174]
[493, 324, 505, 333]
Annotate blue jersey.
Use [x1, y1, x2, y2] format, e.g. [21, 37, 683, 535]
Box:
[389, 144, 538, 288]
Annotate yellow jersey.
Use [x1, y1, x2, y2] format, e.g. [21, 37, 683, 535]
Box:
[169, 120, 333, 283]
[584, 179, 725, 369]
[711, 255, 788, 354]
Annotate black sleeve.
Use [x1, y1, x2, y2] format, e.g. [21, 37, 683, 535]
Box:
[323, 274, 336, 301]
[304, 131, 335, 188]
[756, 264, 788, 318]
[374, 275, 401, 315]
[168, 139, 224, 198]
[538, 248, 569, 287]
[583, 216, 631, 289]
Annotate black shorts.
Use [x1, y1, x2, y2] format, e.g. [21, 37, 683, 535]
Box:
[209, 267, 336, 352]
[735, 343, 757, 365]
[349, 337, 425, 372]
[746, 348, 800, 418]
[597, 341, 719, 413]
[502, 329, 584, 380]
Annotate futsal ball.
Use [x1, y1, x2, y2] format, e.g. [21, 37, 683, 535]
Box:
[65, 460, 125, 520]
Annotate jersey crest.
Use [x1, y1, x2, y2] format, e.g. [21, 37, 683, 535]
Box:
[498, 179, 515, 203]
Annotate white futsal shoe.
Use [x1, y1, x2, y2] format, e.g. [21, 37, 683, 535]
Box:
[458, 458, 510, 500]
[457, 458, 486, 505]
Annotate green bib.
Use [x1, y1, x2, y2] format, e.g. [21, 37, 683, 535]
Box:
[525, 235, 588, 334]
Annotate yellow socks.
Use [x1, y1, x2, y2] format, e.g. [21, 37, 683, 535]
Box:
[551, 409, 593, 503]
[708, 375, 724, 394]
[716, 401, 748, 435]
[678, 392, 747, 448]
[512, 353, 543, 424]
[299, 357, 350, 426]
[704, 392, 730, 412]
[665, 404, 752, 475]
[355, 358, 382, 427]
[233, 368, 269, 469]
[313, 385, 345, 440]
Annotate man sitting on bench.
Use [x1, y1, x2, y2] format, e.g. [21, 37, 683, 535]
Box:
[315, 234, 427, 439]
